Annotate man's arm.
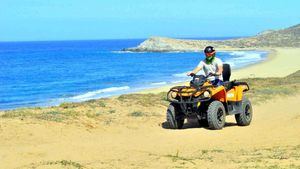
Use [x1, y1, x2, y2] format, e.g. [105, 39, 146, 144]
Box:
[213, 58, 223, 76]
[216, 64, 223, 76]
[187, 61, 203, 76]
[187, 66, 202, 76]
[192, 66, 202, 74]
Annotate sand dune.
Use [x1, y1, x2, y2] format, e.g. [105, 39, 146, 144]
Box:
[0, 94, 299, 169]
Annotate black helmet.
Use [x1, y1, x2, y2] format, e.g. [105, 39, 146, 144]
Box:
[204, 46, 215, 53]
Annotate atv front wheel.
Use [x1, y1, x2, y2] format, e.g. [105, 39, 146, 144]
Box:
[207, 101, 226, 130]
[235, 97, 253, 126]
[166, 103, 184, 129]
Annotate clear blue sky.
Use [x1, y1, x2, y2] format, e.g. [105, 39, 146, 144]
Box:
[1, 0, 299, 41]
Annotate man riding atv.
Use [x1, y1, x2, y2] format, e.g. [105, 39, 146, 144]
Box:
[166, 46, 253, 130]
[187, 46, 223, 86]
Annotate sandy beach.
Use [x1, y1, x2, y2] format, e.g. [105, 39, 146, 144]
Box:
[232, 48, 300, 79]
[139, 47, 300, 94]
[1, 47, 300, 169]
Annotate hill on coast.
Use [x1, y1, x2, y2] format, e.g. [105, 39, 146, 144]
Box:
[125, 23, 300, 52]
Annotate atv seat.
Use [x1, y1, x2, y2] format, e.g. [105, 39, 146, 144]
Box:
[220, 64, 250, 91]
[222, 63, 231, 82]
[222, 64, 233, 90]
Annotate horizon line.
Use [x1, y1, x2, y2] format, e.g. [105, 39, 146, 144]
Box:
[0, 36, 248, 43]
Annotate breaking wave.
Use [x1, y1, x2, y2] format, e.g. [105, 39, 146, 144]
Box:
[172, 72, 188, 77]
[68, 86, 130, 101]
[151, 82, 167, 86]
[226, 51, 266, 68]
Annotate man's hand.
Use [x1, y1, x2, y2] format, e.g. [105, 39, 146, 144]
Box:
[188, 66, 202, 77]
[187, 71, 194, 76]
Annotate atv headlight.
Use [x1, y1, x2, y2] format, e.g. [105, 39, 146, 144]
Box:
[203, 91, 210, 98]
[169, 91, 177, 99]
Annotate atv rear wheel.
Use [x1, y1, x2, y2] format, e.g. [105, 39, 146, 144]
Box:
[166, 103, 184, 129]
[235, 97, 253, 126]
[207, 101, 226, 130]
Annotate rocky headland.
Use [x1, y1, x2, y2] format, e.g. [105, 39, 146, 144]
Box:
[125, 23, 300, 52]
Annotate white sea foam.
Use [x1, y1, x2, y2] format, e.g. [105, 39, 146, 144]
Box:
[171, 80, 184, 84]
[229, 51, 248, 56]
[229, 51, 262, 60]
[70, 86, 130, 101]
[238, 53, 261, 60]
[225, 51, 266, 69]
[151, 82, 167, 86]
[111, 51, 148, 53]
[224, 61, 236, 68]
[112, 51, 134, 53]
[172, 72, 188, 77]
[165, 51, 185, 53]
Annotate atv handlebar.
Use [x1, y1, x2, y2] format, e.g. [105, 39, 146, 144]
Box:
[188, 72, 217, 79]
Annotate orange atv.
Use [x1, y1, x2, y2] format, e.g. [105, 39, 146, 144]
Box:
[166, 64, 252, 130]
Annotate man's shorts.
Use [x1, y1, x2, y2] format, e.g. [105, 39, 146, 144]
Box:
[211, 79, 224, 86]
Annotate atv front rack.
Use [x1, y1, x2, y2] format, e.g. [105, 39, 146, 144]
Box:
[167, 85, 213, 104]
[167, 81, 249, 104]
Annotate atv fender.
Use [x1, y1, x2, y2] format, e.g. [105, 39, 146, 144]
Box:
[226, 86, 245, 102]
[211, 86, 227, 103]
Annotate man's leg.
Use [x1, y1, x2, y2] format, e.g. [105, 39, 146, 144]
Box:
[217, 80, 224, 86]
[212, 79, 224, 86]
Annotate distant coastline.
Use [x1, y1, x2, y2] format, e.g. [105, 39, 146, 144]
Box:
[124, 24, 300, 52]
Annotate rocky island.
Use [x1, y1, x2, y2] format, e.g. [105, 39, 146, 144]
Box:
[125, 23, 300, 52]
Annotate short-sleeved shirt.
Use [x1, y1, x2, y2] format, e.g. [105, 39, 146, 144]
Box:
[197, 57, 223, 81]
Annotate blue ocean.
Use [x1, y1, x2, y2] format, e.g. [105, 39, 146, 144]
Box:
[0, 39, 267, 110]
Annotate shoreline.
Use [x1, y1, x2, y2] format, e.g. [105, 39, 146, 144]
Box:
[138, 47, 300, 94]
[231, 47, 300, 79]
[59, 49, 272, 98]
[137, 48, 273, 94]
[1, 47, 300, 111]
[230, 48, 275, 79]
